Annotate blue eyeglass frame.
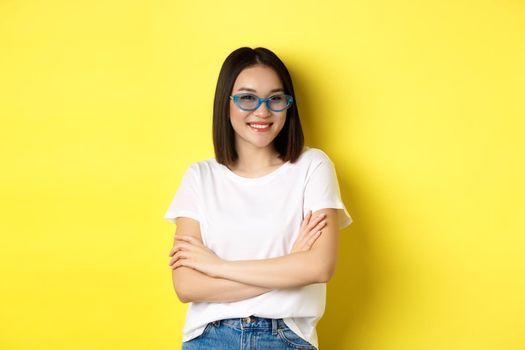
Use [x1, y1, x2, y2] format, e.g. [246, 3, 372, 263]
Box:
[229, 93, 294, 112]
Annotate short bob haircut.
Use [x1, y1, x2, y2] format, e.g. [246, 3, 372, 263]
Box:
[213, 47, 304, 166]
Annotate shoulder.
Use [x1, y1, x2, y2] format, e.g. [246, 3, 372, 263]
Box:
[292, 147, 340, 185]
[295, 147, 334, 167]
[184, 157, 222, 179]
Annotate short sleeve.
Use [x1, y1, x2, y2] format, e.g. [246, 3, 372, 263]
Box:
[303, 159, 353, 229]
[164, 164, 201, 224]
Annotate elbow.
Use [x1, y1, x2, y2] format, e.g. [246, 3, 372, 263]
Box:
[175, 288, 191, 304]
[316, 263, 336, 283]
[174, 285, 193, 304]
[172, 268, 196, 303]
[306, 252, 337, 284]
[172, 279, 193, 303]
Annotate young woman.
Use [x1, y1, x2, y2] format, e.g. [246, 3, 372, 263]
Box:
[165, 47, 352, 350]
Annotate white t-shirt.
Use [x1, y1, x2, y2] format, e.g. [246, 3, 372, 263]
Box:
[164, 147, 353, 348]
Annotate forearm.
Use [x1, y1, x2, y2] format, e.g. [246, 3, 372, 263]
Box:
[217, 251, 329, 289]
[172, 266, 272, 303]
[170, 210, 339, 291]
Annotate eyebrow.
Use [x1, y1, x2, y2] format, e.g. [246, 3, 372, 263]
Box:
[236, 87, 285, 93]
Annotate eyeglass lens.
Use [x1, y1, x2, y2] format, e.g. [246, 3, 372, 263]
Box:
[236, 94, 290, 111]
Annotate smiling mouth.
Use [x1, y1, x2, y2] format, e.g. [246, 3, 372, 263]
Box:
[247, 122, 273, 132]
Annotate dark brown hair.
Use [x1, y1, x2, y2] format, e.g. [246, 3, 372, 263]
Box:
[213, 47, 304, 166]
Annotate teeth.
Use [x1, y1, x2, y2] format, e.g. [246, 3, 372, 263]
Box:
[249, 124, 270, 129]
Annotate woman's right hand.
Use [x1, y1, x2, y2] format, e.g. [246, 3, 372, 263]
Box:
[291, 210, 327, 253]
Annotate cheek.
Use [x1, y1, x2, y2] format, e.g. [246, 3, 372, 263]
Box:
[275, 113, 287, 128]
[229, 108, 247, 129]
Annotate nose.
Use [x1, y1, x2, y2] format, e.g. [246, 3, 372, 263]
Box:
[253, 101, 272, 118]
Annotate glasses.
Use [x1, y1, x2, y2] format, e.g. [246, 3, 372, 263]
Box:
[230, 93, 293, 112]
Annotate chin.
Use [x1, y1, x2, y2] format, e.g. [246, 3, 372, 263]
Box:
[239, 135, 276, 149]
[250, 139, 275, 149]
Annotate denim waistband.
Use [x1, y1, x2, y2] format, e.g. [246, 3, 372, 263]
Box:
[216, 316, 287, 333]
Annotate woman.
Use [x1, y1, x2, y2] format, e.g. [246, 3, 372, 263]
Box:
[165, 47, 352, 349]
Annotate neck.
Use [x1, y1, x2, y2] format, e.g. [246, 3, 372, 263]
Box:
[232, 143, 282, 172]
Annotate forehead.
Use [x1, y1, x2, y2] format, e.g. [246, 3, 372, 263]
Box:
[232, 65, 283, 92]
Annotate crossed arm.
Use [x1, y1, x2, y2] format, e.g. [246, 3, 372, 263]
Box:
[168, 208, 340, 303]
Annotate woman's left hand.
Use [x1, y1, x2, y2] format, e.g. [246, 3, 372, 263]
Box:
[168, 235, 225, 278]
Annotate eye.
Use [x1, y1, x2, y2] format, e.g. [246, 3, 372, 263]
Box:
[269, 95, 284, 102]
[239, 94, 257, 101]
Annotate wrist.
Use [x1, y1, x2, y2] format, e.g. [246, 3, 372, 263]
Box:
[217, 259, 230, 279]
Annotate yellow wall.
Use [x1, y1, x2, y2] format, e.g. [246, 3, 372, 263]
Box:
[1, 0, 524, 349]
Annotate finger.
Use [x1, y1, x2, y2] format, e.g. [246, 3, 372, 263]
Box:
[172, 259, 193, 270]
[305, 230, 323, 249]
[315, 219, 327, 231]
[169, 251, 187, 266]
[169, 251, 189, 267]
[307, 214, 326, 231]
[168, 246, 178, 258]
[168, 252, 179, 266]
[301, 210, 313, 229]
[169, 242, 191, 256]
[299, 229, 315, 248]
[171, 261, 183, 270]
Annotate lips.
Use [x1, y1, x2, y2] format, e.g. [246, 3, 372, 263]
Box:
[247, 122, 273, 132]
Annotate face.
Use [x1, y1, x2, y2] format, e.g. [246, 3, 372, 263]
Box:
[229, 64, 287, 154]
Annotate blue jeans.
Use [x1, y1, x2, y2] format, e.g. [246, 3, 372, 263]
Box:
[181, 316, 317, 350]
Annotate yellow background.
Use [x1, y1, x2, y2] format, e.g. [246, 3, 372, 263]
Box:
[1, 0, 524, 349]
